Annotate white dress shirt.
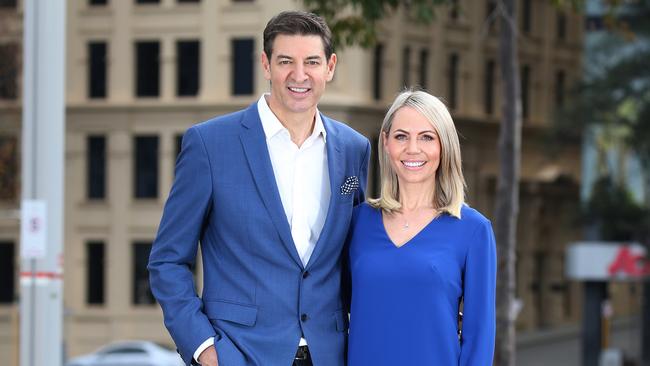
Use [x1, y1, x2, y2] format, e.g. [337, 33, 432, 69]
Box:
[194, 95, 331, 361]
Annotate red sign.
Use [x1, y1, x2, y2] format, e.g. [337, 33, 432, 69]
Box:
[608, 247, 650, 277]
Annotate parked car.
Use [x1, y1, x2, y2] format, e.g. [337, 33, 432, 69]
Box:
[66, 340, 184, 366]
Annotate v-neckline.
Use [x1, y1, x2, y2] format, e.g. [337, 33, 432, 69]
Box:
[379, 209, 442, 249]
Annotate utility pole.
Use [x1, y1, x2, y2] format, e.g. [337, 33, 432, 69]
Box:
[19, 1, 66, 366]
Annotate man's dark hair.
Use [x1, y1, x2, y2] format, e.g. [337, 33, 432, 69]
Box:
[263, 11, 334, 60]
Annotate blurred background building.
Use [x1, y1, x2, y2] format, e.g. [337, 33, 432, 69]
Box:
[0, 0, 643, 365]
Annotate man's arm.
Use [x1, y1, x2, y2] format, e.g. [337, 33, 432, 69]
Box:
[148, 126, 217, 365]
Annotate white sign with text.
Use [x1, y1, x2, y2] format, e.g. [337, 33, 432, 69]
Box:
[20, 200, 47, 259]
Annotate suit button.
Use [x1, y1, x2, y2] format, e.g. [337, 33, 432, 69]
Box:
[302, 271, 310, 279]
[301, 314, 308, 322]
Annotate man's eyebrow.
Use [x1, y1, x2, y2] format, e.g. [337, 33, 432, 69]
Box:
[275, 54, 323, 60]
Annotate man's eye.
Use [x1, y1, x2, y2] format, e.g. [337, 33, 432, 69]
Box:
[279, 60, 291, 65]
[307, 60, 320, 65]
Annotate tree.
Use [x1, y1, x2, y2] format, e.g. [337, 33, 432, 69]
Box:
[302, 1, 523, 364]
[492, 1, 520, 364]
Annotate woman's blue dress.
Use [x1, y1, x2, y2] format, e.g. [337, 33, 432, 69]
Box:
[347, 203, 496, 365]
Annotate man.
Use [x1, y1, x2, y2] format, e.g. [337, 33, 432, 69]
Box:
[148, 11, 370, 366]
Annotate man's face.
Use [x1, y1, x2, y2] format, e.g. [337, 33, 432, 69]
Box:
[262, 34, 337, 120]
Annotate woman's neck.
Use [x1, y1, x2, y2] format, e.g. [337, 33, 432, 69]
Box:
[398, 182, 435, 212]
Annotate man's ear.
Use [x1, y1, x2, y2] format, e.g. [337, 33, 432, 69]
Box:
[262, 51, 272, 80]
[326, 53, 337, 82]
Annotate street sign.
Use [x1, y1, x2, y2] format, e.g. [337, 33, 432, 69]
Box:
[20, 200, 47, 259]
[566, 242, 649, 281]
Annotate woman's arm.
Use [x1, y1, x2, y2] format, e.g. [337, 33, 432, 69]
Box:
[459, 219, 497, 365]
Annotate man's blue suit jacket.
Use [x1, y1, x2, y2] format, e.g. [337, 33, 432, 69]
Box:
[148, 102, 370, 366]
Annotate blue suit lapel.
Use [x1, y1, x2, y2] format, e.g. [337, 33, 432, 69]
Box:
[306, 115, 345, 270]
[238, 104, 304, 268]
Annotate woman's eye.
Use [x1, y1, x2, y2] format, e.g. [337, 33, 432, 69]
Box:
[420, 135, 435, 141]
[394, 134, 407, 141]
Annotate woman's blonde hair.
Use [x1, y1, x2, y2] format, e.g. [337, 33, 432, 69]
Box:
[368, 90, 466, 218]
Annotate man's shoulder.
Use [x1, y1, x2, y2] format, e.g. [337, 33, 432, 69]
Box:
[322, 114, 369, 147]
[192, 107, 250, 133]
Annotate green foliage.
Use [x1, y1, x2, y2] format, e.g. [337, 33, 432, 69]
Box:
[555, 1, 650, 209]
[584, 175, 649, 241]
[302, 0, 450, 49]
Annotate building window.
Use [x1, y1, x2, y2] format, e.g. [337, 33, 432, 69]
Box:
[0, 43, 18, 99]
[232, 38, 254, 95]
[449, 0, 459, 20]
[555, 70, 566, 108]
[522, 0, 532, 34]
[557, 13, 567, 41]
[486, 0, 497, 33]
[134, 135, 159, 199]
[89, 0, 107, 5]
[0, 0, 17, 7]
[419, 49, 429, 90]
[521, 64, 530, 120]
[135, 41, 160, 97]
[373, 43, 384, 101]
[177, 40, 200, 96]
[86, 241, 105, 305]
[88, 42, 107, 99]
[133, 242, 155, 305]
[0, 242, 14, 303]
[484, 59, 495, 115]
[175, 134, 183, 160]
[402, 46, 411, 88]
[0, 136, 18, 201]
[87, 135, 106, 200]
[173, 133, 183, 175]
[448, 53, 459, 110]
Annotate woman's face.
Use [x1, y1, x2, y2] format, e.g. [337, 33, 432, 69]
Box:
[383, 106, 441, 188]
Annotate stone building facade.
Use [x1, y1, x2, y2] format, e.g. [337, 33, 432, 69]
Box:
[0, 1, 640, 364]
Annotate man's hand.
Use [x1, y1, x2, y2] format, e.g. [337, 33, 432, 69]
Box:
[197, 345, 219, 366]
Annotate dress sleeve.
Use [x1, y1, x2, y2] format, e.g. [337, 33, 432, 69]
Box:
[459, 219, 497, 365]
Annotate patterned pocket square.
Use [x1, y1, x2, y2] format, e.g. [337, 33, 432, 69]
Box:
[340, 176, 360, 195]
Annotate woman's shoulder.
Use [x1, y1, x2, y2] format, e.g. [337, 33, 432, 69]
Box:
[458, 204, 492, 229]
[351, 202, 379, 224]
[353, 201, 379, 217]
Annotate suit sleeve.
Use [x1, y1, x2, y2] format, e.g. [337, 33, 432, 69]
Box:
[355, 139, 371, 205]
[148, 126, 217, 365]
[459, 219, 497, 365]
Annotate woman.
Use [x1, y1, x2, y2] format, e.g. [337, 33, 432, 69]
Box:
[347, 90, 496, 365]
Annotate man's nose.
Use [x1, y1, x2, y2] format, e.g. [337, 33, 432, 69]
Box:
[291, 64, 308, 83]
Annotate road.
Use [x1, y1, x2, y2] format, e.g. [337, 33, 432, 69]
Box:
[517, 318, 640, 366]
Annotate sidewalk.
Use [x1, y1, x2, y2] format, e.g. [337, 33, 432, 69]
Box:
[516, 317, 641, 366]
